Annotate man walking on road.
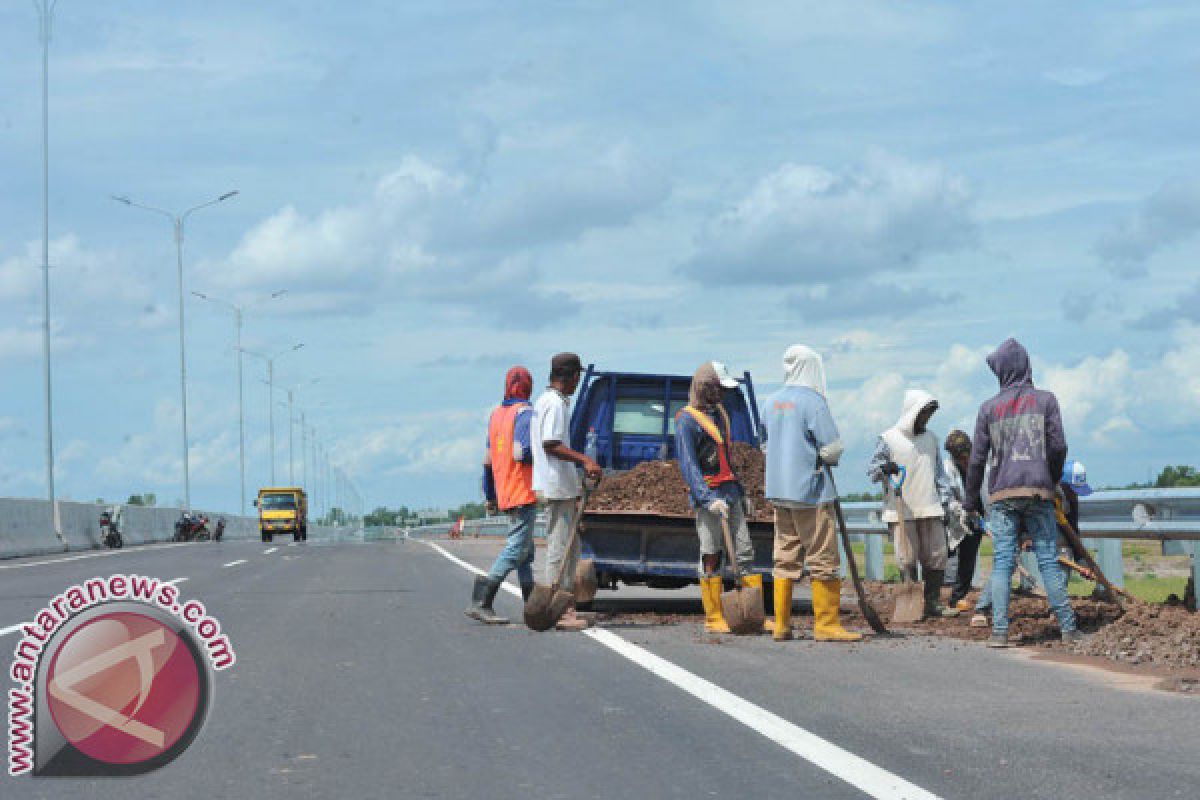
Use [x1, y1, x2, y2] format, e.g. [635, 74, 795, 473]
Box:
[761, 345, 860, 642]
[868, 389, 959, 619]
[676, 361, 765, 634]
[964, 338, 1080, 647]
[532, 352, 602, 632]
[466, 366, 538, 625]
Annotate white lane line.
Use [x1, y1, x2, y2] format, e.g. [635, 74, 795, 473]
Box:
[0, 542, 192, 571]
[165, 577, 189, 586]
[425, 540, 940, 800]
[263, 547, 278, 555]
[222, 559, 248, 568]
[0, 624, 23, 638]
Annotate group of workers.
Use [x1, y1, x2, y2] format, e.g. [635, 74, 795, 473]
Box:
[467, 338, 1090, 648]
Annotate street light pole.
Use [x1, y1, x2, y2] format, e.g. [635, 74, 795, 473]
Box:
[112, 190, 238, 511]
[34, 1, 60, 540]
[192, 289, 285, 516]
[241, 342, 302, 487]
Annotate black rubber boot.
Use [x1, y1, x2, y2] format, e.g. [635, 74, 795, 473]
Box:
[477, 579, 510, 625]
[520, 582, 534, 602]
[464, 575, 488, 621]
[923, 570, 958, 618]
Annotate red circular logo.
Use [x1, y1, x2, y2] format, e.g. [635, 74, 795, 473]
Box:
[45, 611, 202, 766]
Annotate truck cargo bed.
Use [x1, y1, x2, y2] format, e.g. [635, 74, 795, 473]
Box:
[580, 509, 774, 587]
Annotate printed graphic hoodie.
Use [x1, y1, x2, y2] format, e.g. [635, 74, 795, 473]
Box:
[963, 339, 1067, 513]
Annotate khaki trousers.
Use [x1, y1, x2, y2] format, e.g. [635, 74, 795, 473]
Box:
[890, 517, 948, 572]
[772, 504, 839, 581]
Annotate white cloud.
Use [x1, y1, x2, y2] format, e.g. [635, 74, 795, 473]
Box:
[682, 152, 975, 285]
[213, 148, 664, 326]
[336, 411, 484, 478]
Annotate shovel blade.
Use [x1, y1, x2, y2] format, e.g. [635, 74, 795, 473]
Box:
[892, 583, 925, 624]
[524, 585, 573, 631]
[720, 585, 764, 635]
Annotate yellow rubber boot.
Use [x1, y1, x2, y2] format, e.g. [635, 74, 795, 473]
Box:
[812, 579, 863, 642]
[700, 576, 730, 633]
[740, 574, 774, 634]
[772, 577, 794, 641]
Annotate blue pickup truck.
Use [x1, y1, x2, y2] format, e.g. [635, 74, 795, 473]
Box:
[569, 365, 777, 595]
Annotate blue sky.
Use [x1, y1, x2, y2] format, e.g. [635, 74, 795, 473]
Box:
[2, 1, 1200, 513]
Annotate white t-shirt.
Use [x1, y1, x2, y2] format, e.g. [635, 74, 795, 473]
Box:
[532, 388, 582, 500]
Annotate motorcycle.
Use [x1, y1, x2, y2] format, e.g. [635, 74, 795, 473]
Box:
[99, 509, 123, 549]
[174, 512, 212, 543]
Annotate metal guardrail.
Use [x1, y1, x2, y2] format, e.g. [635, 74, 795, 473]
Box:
[404, 491, 1200, 591]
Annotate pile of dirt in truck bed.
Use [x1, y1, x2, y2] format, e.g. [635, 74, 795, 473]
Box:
[585, 442, 773, 522]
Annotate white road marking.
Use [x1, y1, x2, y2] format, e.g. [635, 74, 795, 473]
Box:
[165, 577, 189, 586]
[0, 542, 191, 571]
[222, 559, 248, 568]
[0, 624, 23, 638]
[287, 543, 297, 547]
[264, 547, 278, 555]
[425, 540, 940, 800]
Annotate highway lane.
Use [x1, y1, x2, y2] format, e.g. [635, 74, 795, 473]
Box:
[0, 536, 1196, 799]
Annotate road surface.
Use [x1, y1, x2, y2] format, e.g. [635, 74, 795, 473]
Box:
[0, 535, 1197, 799]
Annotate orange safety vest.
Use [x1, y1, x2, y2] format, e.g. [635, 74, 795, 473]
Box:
[677, 405, 737, 489]
[488, 403, 537, 511]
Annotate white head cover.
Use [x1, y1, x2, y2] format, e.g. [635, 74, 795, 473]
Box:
[782, 344, 827, 396]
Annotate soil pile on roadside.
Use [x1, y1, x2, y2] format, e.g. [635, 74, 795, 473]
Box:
[1069, 601, 1200, 669]
[585, 442, 773, 521]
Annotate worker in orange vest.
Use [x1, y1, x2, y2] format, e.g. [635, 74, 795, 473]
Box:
[466, 366, 538, 625]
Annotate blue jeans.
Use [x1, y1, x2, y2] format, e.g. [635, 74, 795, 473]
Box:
[988, 497, 1076, 636]
[487, 504, 536, 586]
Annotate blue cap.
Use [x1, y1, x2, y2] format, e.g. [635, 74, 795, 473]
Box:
[1061, 459, 1093, 496]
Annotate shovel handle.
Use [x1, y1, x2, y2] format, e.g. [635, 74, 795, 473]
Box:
[718, 514, 745, 584]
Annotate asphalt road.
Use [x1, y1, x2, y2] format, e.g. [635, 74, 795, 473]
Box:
[1, 535, 1197, 799]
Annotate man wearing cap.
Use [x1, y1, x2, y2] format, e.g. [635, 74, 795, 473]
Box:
[676, 361, 764, 633]
[466, 366, 537, 625]
[532, 352, 603, 632]
[762, 345, 861, 642]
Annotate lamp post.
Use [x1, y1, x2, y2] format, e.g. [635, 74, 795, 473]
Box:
[34, 1, 60, 540]
[112, 190, 238, 510]
[191, 289, 286, 515]
[279, 378, 319, 486]
[241, 343, 303, 485]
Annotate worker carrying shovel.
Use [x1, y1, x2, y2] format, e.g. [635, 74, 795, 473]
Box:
[761, 345, 861, 642]
[868, 389, 960, 620]
[465, 366, 538, 625]
[676, 361, 766, 633]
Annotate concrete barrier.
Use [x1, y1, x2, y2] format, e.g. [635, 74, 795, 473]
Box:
[0, 496, 353, 560]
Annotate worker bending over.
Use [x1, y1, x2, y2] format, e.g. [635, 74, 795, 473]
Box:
[676, 361, 766, 633]
[762, 345, 860, 642]
[467, 366, 537, 624]
[869, 389, 959, 619]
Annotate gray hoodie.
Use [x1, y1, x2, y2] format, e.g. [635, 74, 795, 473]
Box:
[964, 339, 1067, 512]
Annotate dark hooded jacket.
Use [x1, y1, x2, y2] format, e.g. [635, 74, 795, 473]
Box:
[963, 339, 1067, 512]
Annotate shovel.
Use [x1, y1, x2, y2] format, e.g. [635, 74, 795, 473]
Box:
[524, 482, 593, 631]
[887, 468, 925, 625]
[718, 515, 765, 635]
[825, 466, 888, 635]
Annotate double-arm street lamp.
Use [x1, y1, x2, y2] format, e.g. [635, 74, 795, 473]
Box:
[111, 190, 239, 510]
[191, 289, 287, 515]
